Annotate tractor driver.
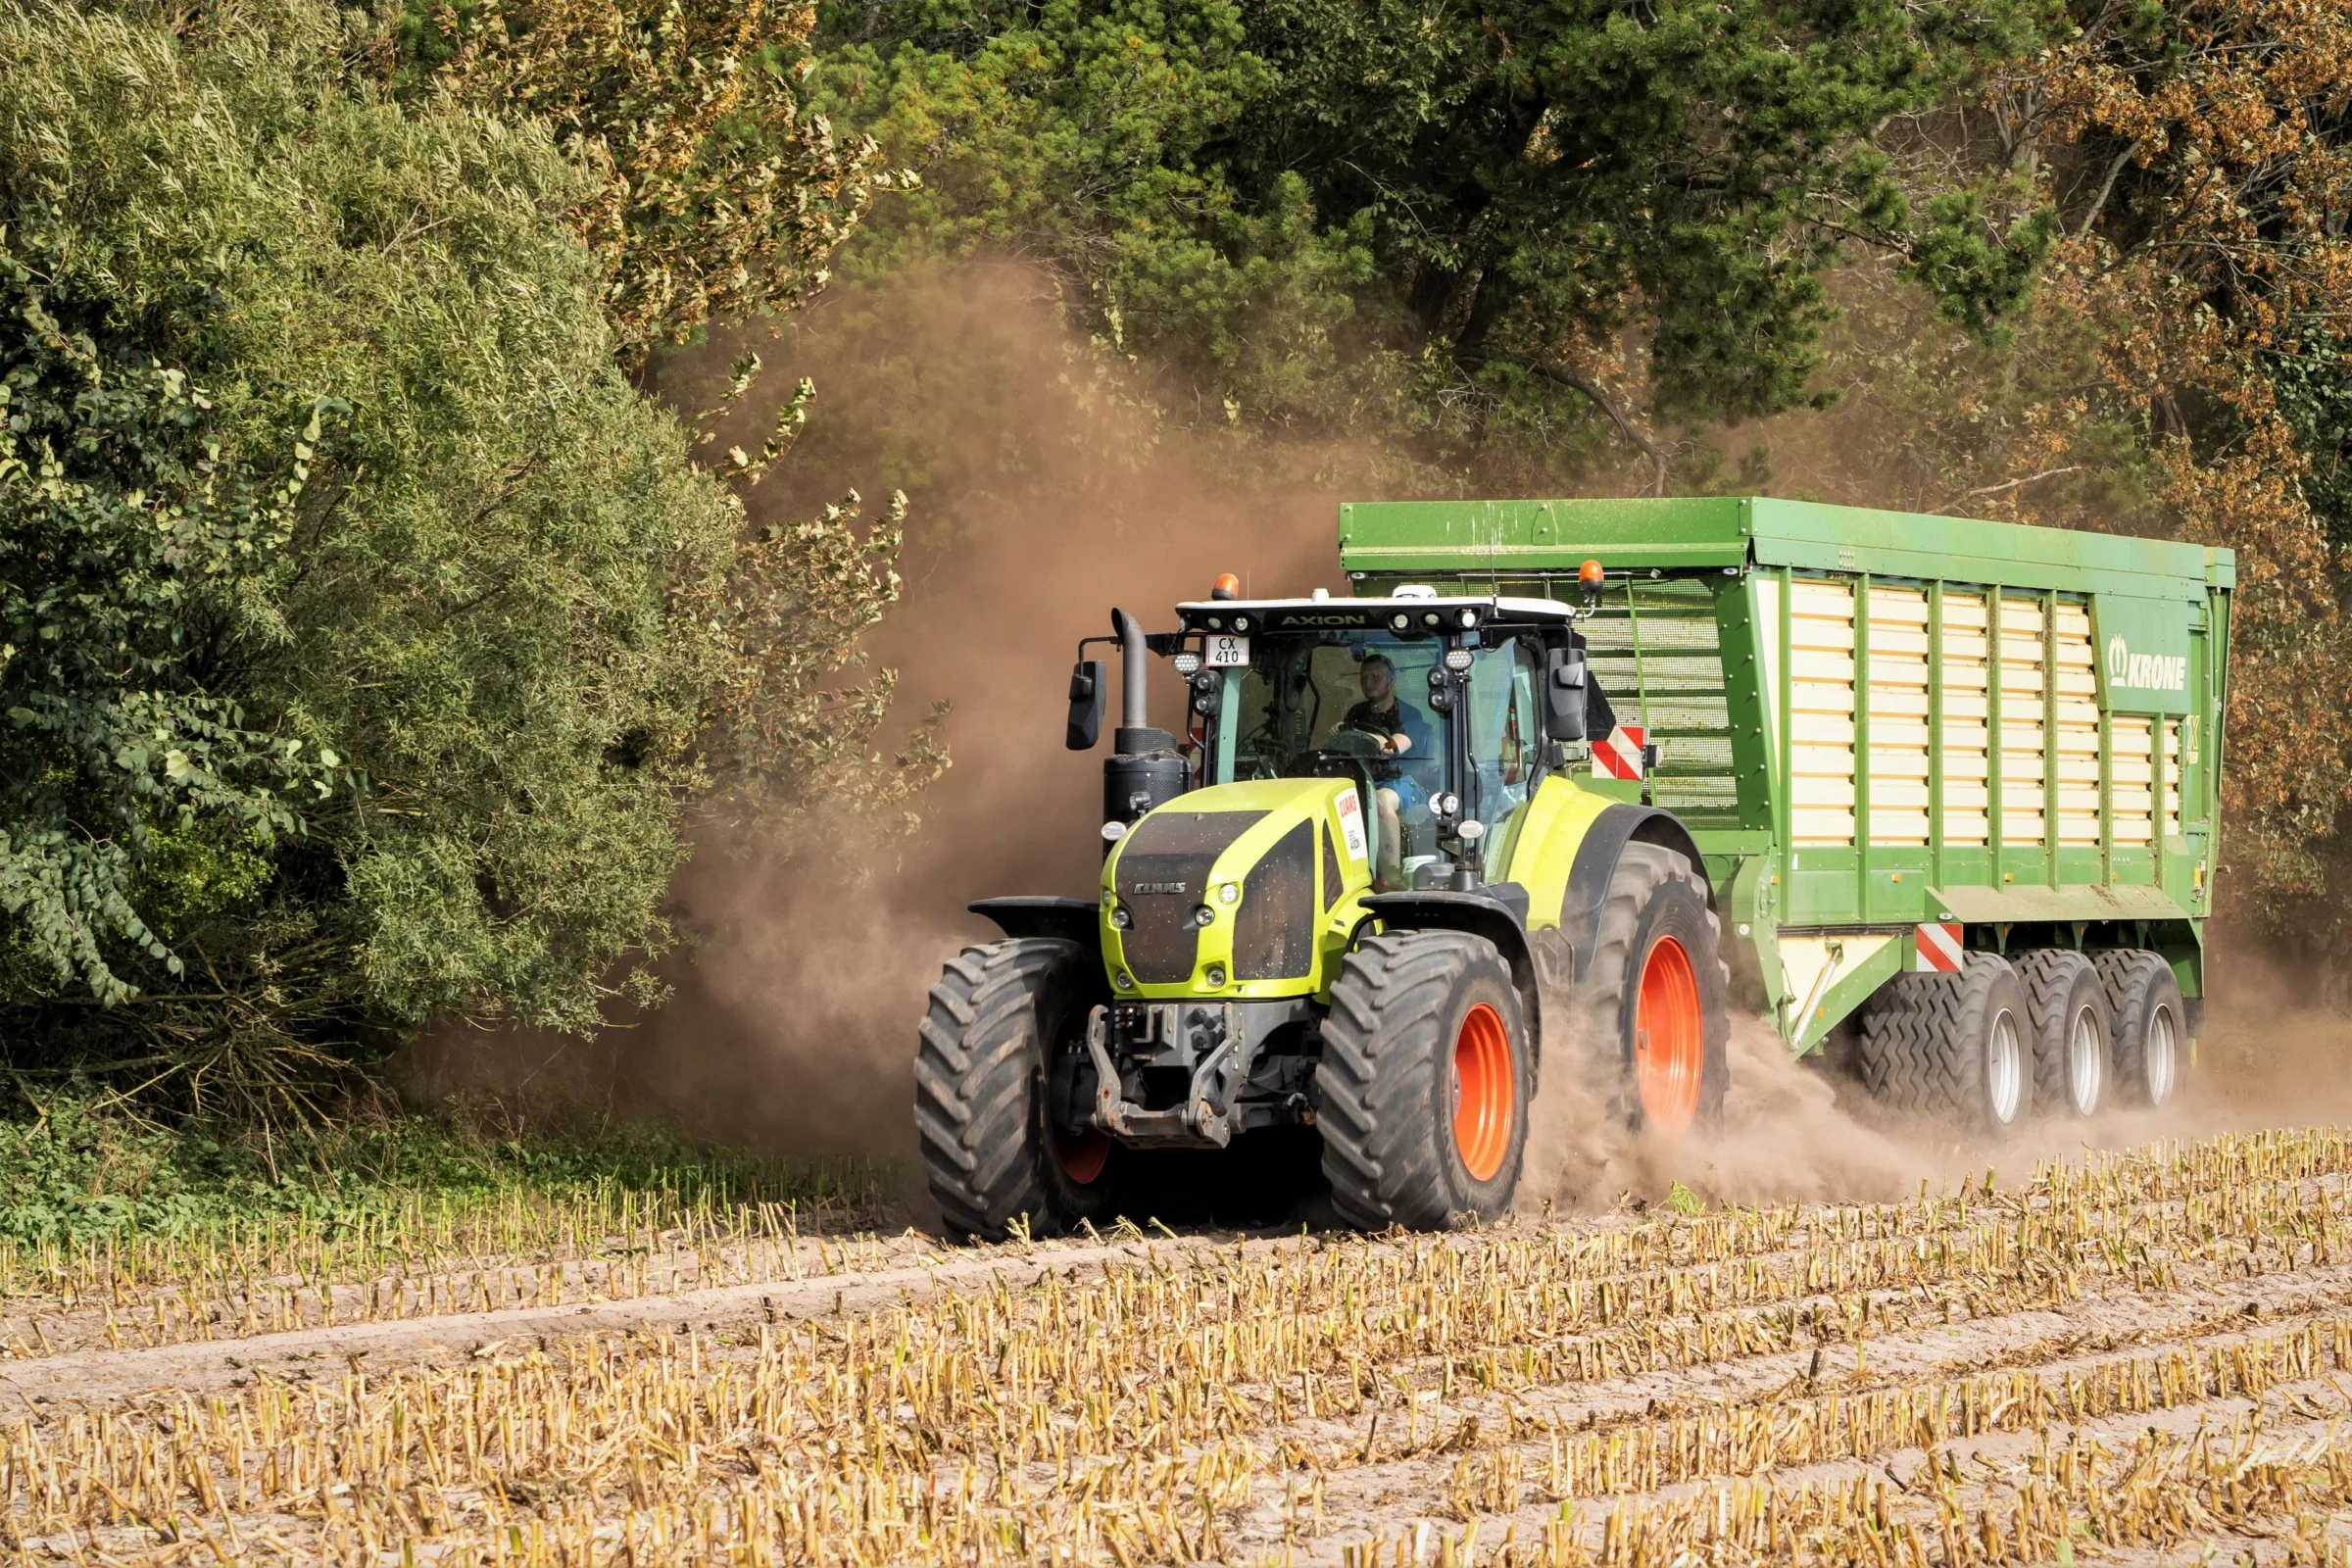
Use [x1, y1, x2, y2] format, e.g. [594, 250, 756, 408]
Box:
[1342, 653, 1432, 889]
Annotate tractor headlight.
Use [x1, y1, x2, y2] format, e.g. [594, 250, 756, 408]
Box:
[1109, 906, 1131, 929]
[1203, 964, 1226, 989]
[1114, 970, 1136, 990]
[1444, 647, 1474, 672]
[1217, 882, 1239, 905]
[1390, 612, 1410, 632]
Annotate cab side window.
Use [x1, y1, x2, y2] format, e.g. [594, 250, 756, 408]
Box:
[1468, 639, 1544, 859]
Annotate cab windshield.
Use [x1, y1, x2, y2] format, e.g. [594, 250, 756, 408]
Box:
[1207, 631, 1543, 887]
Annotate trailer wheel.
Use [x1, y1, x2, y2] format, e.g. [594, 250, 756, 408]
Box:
[915, 938, 1119, 1242]
[2013, 950, 2111, 1119]
[2095, 950, 2187, 1109]
[1577, 844, 1730, 1133]
[1318, 931, 1532, 1230]
[1856, 954, 2030, 1138]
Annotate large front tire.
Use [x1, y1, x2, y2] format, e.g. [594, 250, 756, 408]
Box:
[1318, 932, 1532, 1230]
[915, 938, 1119, 1242]
[1577, 844, 1731, 1133]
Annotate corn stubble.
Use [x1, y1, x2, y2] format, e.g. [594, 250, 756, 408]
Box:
[7, 1130, 2352, 1564]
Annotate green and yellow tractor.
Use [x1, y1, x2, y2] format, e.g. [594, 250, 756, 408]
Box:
[915, 498, 2230, 1239]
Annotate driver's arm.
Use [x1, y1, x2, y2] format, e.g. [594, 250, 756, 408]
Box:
[1395, 702, 1432, 758]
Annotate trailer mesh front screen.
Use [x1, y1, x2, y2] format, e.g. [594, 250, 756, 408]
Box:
[1579, 577, 1738, 828]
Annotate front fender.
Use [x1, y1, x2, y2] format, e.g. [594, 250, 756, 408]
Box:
[1499, 777, 1710, 987]
[970, 897, 1099, 946]
[1362, 888, 1544, 1064]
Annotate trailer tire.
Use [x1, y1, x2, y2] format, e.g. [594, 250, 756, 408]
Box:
[915, 938, 1120, 1243]
[2013, 950, 2111, 1119]
[2095, 950, 2187, 1109]
[1857, 954, 2030, 1138]
[1319, 931, 1532, 1230]
[1577, 844, 1730, 1133]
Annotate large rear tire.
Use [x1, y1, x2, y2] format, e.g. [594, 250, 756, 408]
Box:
[2014, 949, 2111, 1119]
[1576, 844, 1730, 1133]
[1856, 953, 2029, 1139]
[915, 938, 1120, 1242]
[1318, 931, 1532, 1230]
[2095, 950, 2187, 1109]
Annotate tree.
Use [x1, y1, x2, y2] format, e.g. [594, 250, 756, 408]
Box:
[0, 227, 339, 1008]
[419, 0, 912, 367]
[811, 0, 2057, 487]
[0, 0, 926, 1112]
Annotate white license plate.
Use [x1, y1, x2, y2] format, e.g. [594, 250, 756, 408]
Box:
[1202, 634, 1250, 667]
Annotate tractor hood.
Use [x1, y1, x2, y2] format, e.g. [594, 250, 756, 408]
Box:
[1100, 778, 1372, 1000]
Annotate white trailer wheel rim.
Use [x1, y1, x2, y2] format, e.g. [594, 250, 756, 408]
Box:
[1987, 1009, 2024, 1124]
[2067, 1005, 2103, 1117]
[2145, 1005, 2178, 1105]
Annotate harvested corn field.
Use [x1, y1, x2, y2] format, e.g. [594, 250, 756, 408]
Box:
[3, 1128, 2352, 1564]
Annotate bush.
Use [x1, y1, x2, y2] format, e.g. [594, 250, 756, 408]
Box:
[0, 0, 758, 1108]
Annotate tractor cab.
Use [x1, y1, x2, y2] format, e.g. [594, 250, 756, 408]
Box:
[1169, 588, 1614, 891]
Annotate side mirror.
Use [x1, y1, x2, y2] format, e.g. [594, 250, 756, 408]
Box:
[1067, 659, 1108, 750]
[1543, 647, 1589, 743]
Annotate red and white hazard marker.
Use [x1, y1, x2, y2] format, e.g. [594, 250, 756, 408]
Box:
[1914, 921, 1965, 973]
[1592, 724, 1647, 781]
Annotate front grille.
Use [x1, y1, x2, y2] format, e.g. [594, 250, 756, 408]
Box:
[1115, 809, 1266, 983]
[1235, 820, 1316, 980]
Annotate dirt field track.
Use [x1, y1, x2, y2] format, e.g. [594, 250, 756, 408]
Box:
[1, 1122, 2351, 1566]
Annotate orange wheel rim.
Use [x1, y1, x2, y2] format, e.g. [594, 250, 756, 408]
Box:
[1054, 1127, 1110, 1185]
[1450, 1002, 1515, 1181]
[1635, 935, 1703, 1133]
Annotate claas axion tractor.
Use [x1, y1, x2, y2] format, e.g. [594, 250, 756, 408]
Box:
[915, 498, 2233, 1239]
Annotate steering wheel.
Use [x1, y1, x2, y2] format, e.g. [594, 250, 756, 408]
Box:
[1313, 727, 1388, 760]
[1283, 727, 1387, 805]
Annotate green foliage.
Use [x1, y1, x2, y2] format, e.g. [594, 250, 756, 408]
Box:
[0, 226, 342, 1004]
[0, 1091, 877, 1246]
[812, 0, 2058, 476]
[419, 0, 903, 365]
[0, 0, 771, 1102]
[2268, 338, 2352, 558]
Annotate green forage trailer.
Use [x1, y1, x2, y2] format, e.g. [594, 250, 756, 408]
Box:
[915, 497, 2232, 1241]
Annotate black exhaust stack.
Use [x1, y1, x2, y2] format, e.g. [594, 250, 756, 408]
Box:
[1103, 608, 1186, 828]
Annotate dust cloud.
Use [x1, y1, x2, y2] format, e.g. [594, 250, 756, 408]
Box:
[517, 264, 1353, 1170]
[1517, 1015, 1936, 1216]
[1515, 930, 2352, 1217]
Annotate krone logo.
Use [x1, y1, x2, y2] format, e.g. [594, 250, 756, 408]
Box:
[2104, 632, 2188, 693]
